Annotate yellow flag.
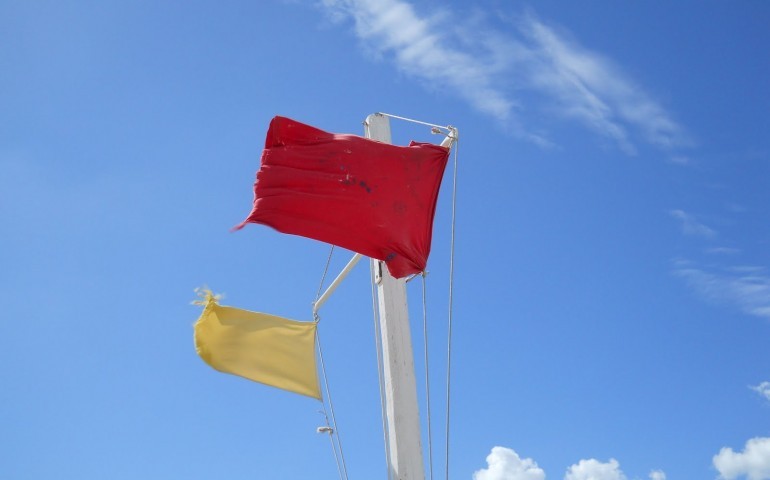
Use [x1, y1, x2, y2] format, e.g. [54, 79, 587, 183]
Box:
[193, 291, 321, 400]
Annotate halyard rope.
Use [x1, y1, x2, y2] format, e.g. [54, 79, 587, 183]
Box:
[377, 112, 454, 133]
[316, 332, 349, 480]
[444, 138, 459, 480]
[319, 408, 344, 480]
[314, 246, 349, 480]
[316, 246, 335, 302]
[422, 273, 434, 480]
[371, 261, 394, 480]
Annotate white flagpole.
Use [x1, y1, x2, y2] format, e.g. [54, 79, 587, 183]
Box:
[365, 113, 426, 480]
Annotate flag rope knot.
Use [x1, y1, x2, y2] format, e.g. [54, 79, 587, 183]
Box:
[192, 287, 222, 307]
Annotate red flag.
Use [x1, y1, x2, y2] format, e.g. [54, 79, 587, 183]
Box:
[235, 116, 449, 278]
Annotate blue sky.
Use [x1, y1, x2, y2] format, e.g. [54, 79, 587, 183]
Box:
[2, 1, 770, 479]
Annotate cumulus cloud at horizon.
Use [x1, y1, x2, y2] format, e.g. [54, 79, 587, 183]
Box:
[649, 470, 666, 480]
[713, 437, 770, 480]
[473, 446, 545, 480]
[472, 446, 665, 480]
[318, 0, 689, 154]
[564, 458, 627, 480]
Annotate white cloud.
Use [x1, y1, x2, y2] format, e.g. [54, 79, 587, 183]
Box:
[649, 470, 666, 480]
[751, 381, 770, 402]
[515, 14, 686, 155]
[319, 1, 688, 154]
[321, 0, 514, 121]
[706, 247, 741, 255]
[673, 261, 770, 319]
[669, 209, 717, 238]
[713, 437, 770, 480]
[472, 448, 665, 480]
[564, 458, 626, 480]
[473, 447, 546, 480]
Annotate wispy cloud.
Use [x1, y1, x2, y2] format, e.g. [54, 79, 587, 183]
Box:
[750, 381, 770, 402]
[669, 209, 717, 238]
[321, 0, 514, 121]
[516, 15, 687, 155]
[673, 260, 770, 319]
[705, 247, 741, 255]
[670, 155, 691, 165]
[319, 0, 688, 154]
[713, 437, 770, 480]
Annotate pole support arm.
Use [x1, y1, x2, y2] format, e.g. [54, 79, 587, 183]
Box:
[313, 253, 363, 315]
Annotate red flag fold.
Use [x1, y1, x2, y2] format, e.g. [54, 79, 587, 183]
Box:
[235, 116, 449, 278]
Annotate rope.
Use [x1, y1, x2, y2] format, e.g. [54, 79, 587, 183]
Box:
[314, 245, 349, 480]
[370, 261, 394, 480]
[422, 273, 434, 480]
[376, 112, 453, 133]
[315, 245, 336, 303]
[317, 331, 349, 480]
[444, 138, 459, 480]
[318, 410, 344, 480]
